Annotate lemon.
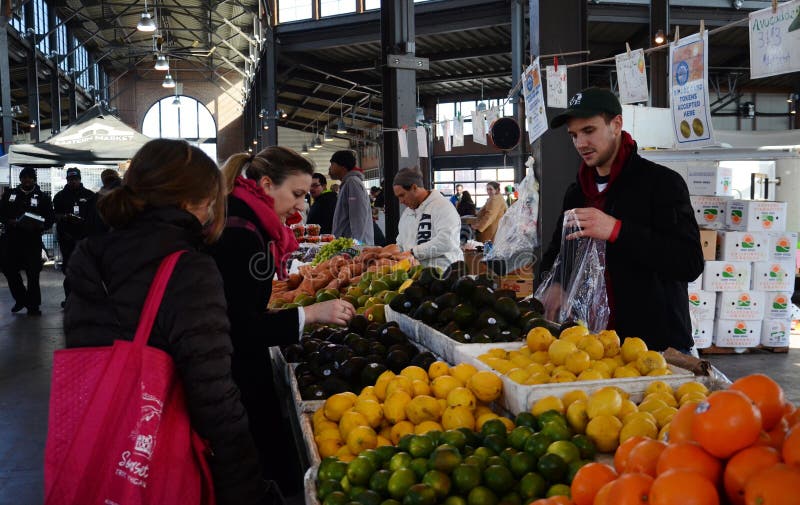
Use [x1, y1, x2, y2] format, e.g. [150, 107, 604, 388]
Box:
[564, 350, 592, 374]
[498, 416, 515, 432]
[475, 404, 494, 418]
[524, 373, 550, 385]
[551, 370, 578, 383]
[335, 445, 356, 462]
[651, 406, 678, 428]
[531, 350, 551, 364]
[384, 391, 412, 424]
[415, 420, 444, 434]
[526, 327, 555, 352]
[428, 361, 450, 380]
[623, 411, 657, 426]
[509, 351, 533, 368]
[318, 438, 344, 458]
[600, 357, 621, 373]
[405, 395, 442, 425]
[586, 388, 623, 419]
[339, 410, 369, 439]
[559, 325, 590, 343]
[637, 398, 668, 415]
[359, 386, 380, 402]
[315, 420, 340, 435]
[647, 368, 672, 376]
[450, 363, 479, 383]
[354, 400, 384, 428]
[617, 399, 638, 419]
[613, 365, 641, 378]
[376, 435, 392, 447]
[525, 363, 548, 377]
[438, 398, 448, 413]
[315, 427, 343, 443]
[566, 399, 589, 433]
[600, 385, 630, 399]
[475, 412, 500, 431]
[401, 365, 430, 384]
[441, 406, 476, 431]
[645, 380, 674, 397]
[347, 425, 378, 454]
[676, 381, 709, 398]
[591, 361, 612, 377]
[379, 424, 393, 440]
[374, 370, 398, 400]
[577, 369, 605, 381]
[447, 387, 477, 410]
[491, 359, 517, 375]
[386, 376, 414, 397]
[467, 371, 504, 402]
[635, 350, 667, 375]
[531, 395, 565, 416]
[313, 408, 329, 427]
[678, 391, 707, 406]
[644, 392, 677, 408]
[619, 417, 658, 443]
[507, 368, 531, 384]
[577, 336, 605, 360]
[411, 380, 432, 397]
[548, 340, 578, 365]
[620, 337, 648, 363]
[390, 420, 415, 444]
[585, 415, 623, 453]
[431, 375, 463, 399]
[597, 330, 621, 357]
[488, 348, 509, 358]
[658, 423, 670, 442]
[324, 392, 358, 422]
[562, 390, 589, 407]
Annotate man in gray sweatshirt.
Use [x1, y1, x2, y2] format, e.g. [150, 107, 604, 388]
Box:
[330, 150, 374, 245]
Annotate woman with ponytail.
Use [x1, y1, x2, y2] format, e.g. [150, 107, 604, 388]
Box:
[212, 146, 355, 494]
[64, 139, 272, 505]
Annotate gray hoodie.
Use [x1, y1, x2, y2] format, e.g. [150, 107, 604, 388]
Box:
[332, 170, 374, 245]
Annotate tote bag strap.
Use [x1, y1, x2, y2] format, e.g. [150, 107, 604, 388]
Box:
[132, 250, 187, 347]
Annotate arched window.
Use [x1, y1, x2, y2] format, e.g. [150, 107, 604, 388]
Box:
[142, 95, 218, 161]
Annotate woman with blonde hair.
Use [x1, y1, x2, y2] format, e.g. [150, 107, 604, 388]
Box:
[213, 146, 355, 494]
[64, 139, 270, 505]
[472, 181, 507, 242]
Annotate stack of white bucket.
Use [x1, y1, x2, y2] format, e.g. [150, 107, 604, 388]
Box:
[687, 166, 796, 351]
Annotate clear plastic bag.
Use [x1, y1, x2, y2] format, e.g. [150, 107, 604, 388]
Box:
[485, 169, 539, 269]
[534, 209, 610, 332]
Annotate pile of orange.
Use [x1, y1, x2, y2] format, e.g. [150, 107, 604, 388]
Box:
[552, 373, 800, 505]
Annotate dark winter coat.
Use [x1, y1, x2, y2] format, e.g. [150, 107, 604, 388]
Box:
[307, 191, 337, 235]
[64, 206, 268, 505]
[541, 150, 704, 352]
[53, 184, 96, 244]
[0, 184, 54, 270]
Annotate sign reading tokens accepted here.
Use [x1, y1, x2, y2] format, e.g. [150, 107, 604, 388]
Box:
[615, 48, 649, 104]
[670, 31, 715, 148]
[749, 0, 800, 79]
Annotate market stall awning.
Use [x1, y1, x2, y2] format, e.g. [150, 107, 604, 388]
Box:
[8, 108, 150, 167]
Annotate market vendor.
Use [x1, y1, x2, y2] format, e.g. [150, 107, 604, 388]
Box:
[540, 87, 703, 353]
[393, 166, 463, 271]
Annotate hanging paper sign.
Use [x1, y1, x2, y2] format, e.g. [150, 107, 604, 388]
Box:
[397, 128, 409, 157]
[443, 120, 452, 152]
[484, 107, 499, 127]
[522, 58, 548, 143]
[416, 126, 428, 158]
[545, 65, 568, 108]
[670, 31, 715, 148]
[615, 48, 649, 104]
[749, 0, 800, 79]
[453, 117, 464, 147]
[471, 110, 487, 145]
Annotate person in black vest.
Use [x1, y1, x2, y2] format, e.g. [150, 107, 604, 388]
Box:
[0, 167, 55, 315]
[306, 172, 337, 234]
[53, 168, 96, 306]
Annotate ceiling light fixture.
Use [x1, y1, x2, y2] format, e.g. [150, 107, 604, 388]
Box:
[301, 144, 309, 155]
[654, 29, 666, 45]
[172, 95, 181, 107]
[162, 73, 175, 88]
[336, 119, 347, 134]
[154, 54, 169, 71]
[732, 0, 744, 9]
[313, 134, 323, 148]
[323, 129, 333, 142]
[137, 0, 157, 32]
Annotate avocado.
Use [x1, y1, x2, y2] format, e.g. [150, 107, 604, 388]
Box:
[337, 356, 367, 381]
[437, 307, 455, 325]
[441, 321, 460, 336]
[494, 289, 517, 301]
[343, 332, 362, 347]
[453, 303, 478, 329]
[453, 277, 476, 301]
[333, 346, 353, 365]
[404, 285, 426, 304]
[380, 321, 400, 332]
[429, 279, 448, 297]
[417, 267, 440, 289]
[326, 330, 346, 345]
[386, 350, 410, 373]
[319, 343, 339, 364]
[364, 353, 383, 364]
[495, 329, 516, 342]
[413, 300, 439, 325]
[296, 372, 317, 389]
[410, 351, 437, 371]
[528, 297, 545, 315]
[472, 286, 496, 307]
[435, 292, 460, 309]
[443, 260, 468, 280]
[522, 317, 560, 336]
[368, 341, 387, 356]
[361, 362, 387, 386]
[476, 309, 507, 330]
[311, 326, 335, 341]
[348, 314, 369, 335]
[320, 377, 350, 395]
[301, 339, 323, 354]
[378, 326, 407, 347]
[494, 297, 521, 322]
[390, 293, 410, 313]
[472, 330, 494, 343]
[403, 343, 420, 359]
[301, 384, 326, 400]
[450, 330, 468, 343]
[294, 362, 314, 377]
[475, 273, 498, 289]
[317, 362, 337, 379]
[518, 311, 537, 328]
[350, 337, 371, 357]
[282, 343, 304, 362]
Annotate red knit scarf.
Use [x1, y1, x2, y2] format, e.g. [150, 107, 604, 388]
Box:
[231, 176, 298, 279]
[578, 130, 635, 210]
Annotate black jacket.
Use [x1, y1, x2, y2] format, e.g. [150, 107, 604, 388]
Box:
[541, 150, 704, 352]
[53, 184, 96, 243]
[64, 207, 267, 505]
[306, 191, 337, 235]
[0, 184, 54, 269]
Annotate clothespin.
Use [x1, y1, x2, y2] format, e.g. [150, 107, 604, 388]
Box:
[401, 125, 408, 131]
[554, 56, 559, 71]
[699, 20, 705, 37]
[626, 42, 631, 55]
[674, 26, 680, 43]
[772, 0, 778, 13]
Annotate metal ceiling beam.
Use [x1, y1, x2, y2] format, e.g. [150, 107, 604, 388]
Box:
[588, 4, 754, 26]
[278, 96, 382, 123]
[218, 54, 247, 77]
[221, 17, 256, 46]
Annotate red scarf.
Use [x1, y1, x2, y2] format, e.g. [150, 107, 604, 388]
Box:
[231, 176, 298, 279]
[577, 130, 635, 210]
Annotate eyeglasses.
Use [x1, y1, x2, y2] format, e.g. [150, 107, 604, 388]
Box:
[310, 183, 322, 188]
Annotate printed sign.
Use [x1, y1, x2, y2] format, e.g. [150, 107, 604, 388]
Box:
[670, 31, 715, 148]
[416, 126, 428, 157]
[522, 59, 548, 144]
[471, 110, 487, 145]
[545, 65, 568, 109]
[453, 117, 464, 147]
[749, 0, 800, 78]
[615, 48, 649, 104]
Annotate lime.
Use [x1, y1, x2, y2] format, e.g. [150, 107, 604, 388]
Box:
[318, 479, 343, 500]
[441, 429, 468, 450]
[485, 456, 506, 468]
[422, 470, 452, 498]
[467, 486, 499, 505]
[369, 470, 392, 495]
[429, 444, 463, 473]
[356, 490, 383, 505]
[509, 452, 537, 478]
[523, 432, 553, 459]
[463, 455, 486, 471]
[382, 500, 402, 505]
[347, 457, 377, 486]
[498, 491, 521, 505]
[507, 426, 534, 451]
[408, 436, 435, 458]
[546, 483, 571, 498]
[482, 434, 507, 454]
[387, 468, 418, 500]
[410, 458, 429, 480]
[349, 486, 368, 500]
[540, 421, 573, 442]
[499, 447, 518, 464]
[481, 419, 508, 438]
[425, 430, 443, 446]
[361, 449, 382, 469]
[546, 441, 581, 465]
[340, 476, 352, 494]
[397, 434, 415, 453]
[536, 410, 567, 427]
[536, 453, 567, 483]
[472, 446, 496, 464]
[443, 496, 468, 505]
[458, 427, 483, 448]
[517, 472, 547, 501]
[570, 434, 597, 460]
[566, 459, 589, 484]
[452, 463, 482, 494]
[513, 412, 538, 430]
[403, 483, 437, 505]
[324, 491, 349, 505]
[389, 452, 413, 472]
[320, 458, 349, 482]
[483, 465, 514, 494]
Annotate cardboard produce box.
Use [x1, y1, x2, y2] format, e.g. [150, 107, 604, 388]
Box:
[688, 290, 716, 320]
[699, 230, 717, 261]
[499, 268, 535, 298]
[703, 261, 751, 292]
[715, 291, 765, 321]
[764, 291, 793, 320]
[716, 231, 769, 262]
[766, 231, 798, 262]
[760, 319, 792, 347]
[714, 319, 761, 348]
[687, 165, 733, 196]
[691, 319, 713, 349]
[726, 200, 787, 232]
[690, 196, 731, 230]
[751, 261, 795, 291]
[688, 272, 704, 291]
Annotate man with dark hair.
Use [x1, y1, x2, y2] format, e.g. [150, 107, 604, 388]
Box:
[329, 150, 373, 244]
[307, 172, 337, 235]
[450, 184, 463, 206]
[540, 87, 703, 352]
[53, 167, 96, 306]
[0, 167, 54, 315]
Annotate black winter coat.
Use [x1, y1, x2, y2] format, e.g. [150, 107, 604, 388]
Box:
[53, 184, 96, 244]
[541, 150, 704, 352]
[307, 191, 337, 235]
[64, 206, 268, 505]
[0, 184, 54, 270]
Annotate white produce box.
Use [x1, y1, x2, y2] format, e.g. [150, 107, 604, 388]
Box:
[766, 231, 798, 262]
[687, 165, 733, 196]
[716, 231, 769, 262]
[715, 291, 765, 321]
[688, 272, 704, 291]
[714, 319, 762, 348]
[764, 291, 794, 320]
[726, 200, 787, 232]
[690, 195, 731, 230]
[703, 261, 751, 292]
[761, 319, 792, 347]
[751, 261, 795, 291]
[688, 290, 716, 320]
[691, 319, 714, 349]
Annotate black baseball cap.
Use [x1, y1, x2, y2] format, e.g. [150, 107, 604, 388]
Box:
[66, 167, 81, 179]
[549, 87, 623, 129]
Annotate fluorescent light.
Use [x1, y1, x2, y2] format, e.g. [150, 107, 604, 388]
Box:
[137, 11, 157, 32]
[154, 55, 169, 71]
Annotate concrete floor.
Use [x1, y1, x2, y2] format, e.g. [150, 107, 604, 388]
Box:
[0, 269, 798, 504]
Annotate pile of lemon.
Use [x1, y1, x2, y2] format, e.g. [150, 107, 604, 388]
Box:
[529, 380, 709, 454]
[311, 362, 505, 461]
[476, 326, 671, 385]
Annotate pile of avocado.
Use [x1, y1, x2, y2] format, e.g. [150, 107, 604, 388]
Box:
[283, 315, 438, 400]
[388, 262, 572, 344]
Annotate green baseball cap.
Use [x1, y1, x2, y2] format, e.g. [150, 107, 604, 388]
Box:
[549, 87, 623, 128]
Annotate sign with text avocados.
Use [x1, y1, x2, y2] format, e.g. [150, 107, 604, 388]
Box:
[749, 0, 800, 79]
[670, 31, 715, 148]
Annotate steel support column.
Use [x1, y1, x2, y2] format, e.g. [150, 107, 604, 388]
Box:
[48, 7, 61, 134]
[650, 0, 669, 107]
[262, 24, 277, 146]
[510, 0, 525, 183]
[381, 0, 419, 242]
[67, 36, 77, 123]
[25, 1, 39, 142]
[0, 10, 12, 157]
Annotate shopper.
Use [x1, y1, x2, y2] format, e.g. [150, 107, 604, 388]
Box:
[394, 166, 463, 270]
[450, 184, 464, 206]
[329, 150, 374, 244]
[53, 168, 95, 306]
[215, 147, 355, 494]
[456, 191, 476, 216]
[63, 139, 271, 505]
[0, 167, 54, 315]
[541, 87, 703, 352]
[471, 181, 507, 242]
[98, 168, 122, 196]
[307, 172, 337, 234]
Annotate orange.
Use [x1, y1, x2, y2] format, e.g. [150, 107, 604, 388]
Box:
[570, 462, 617, 505]
[785, 404, 800, 427]
[784, 424, 800, 466]
[547, 497, 572, 505]
[614, 436, 647, 474]
[729, 373, 785, 431]
[624, 439, 667, 477]
[723, 446, 781, 505]
[755, 417, 788, 450]
[656, 442, 721, 484]
[691, 390, 762, 459]
[593, 481, 614, 505]
[666, 401, 698, 444]
[649, 469, 720, 505]
[606, 472, 653, 505]
[744, 464, 800, 505]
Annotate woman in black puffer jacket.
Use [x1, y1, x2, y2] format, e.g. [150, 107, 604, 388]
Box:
[64, 139, 270, 505]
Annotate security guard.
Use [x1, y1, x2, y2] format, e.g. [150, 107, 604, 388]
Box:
[53, 167, 95, 305]
[0, 167, 55, 315]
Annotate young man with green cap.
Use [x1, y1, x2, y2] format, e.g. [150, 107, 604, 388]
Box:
[540, 87, 703, 353]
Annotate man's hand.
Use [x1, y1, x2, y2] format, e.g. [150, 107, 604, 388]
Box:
[303, 299, 356, 326]
[542, 283, 564, 322]
[565, 207, 618, 241]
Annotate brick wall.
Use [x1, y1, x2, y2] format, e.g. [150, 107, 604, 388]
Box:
[108, 70, 245, 163]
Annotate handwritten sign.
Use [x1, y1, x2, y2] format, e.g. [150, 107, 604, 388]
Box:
[615, 48, 649, 104]
[670, 31, 715, 148]
[749, 0, 800, 78]
[522, 58, 548, 144]
[545, 65, 568, 109]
